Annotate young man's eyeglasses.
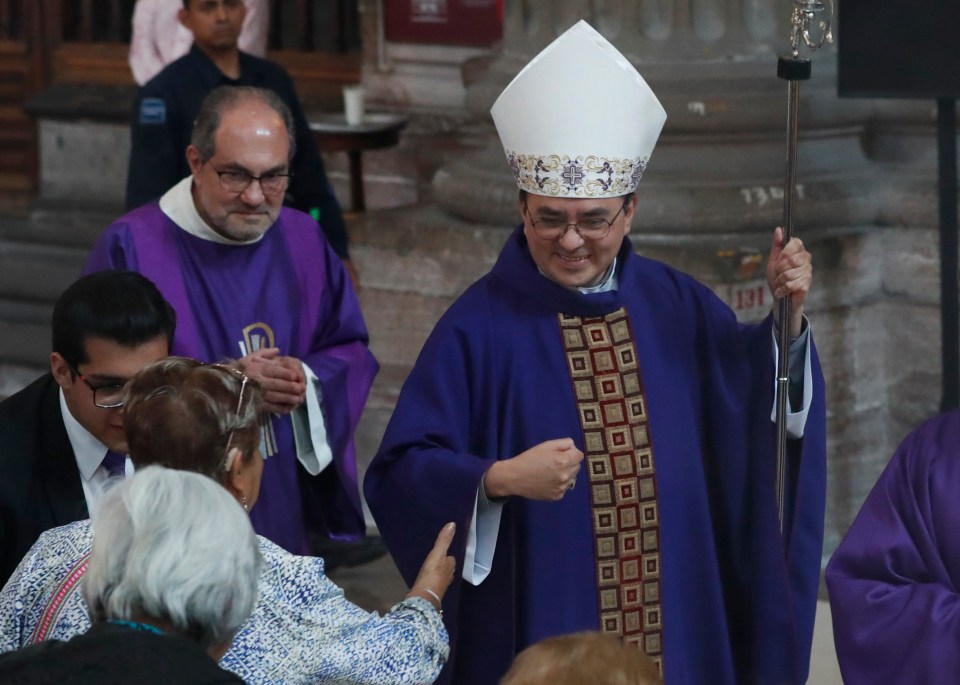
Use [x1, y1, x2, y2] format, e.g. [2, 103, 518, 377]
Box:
[65, 363, 128, 409]
[214, 168, 293, 195]
[525, 199, 630, 241]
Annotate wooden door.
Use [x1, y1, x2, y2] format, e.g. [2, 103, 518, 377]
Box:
[0, 1, 40, 191]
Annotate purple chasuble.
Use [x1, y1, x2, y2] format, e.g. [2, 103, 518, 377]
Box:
[826, 411, 960, 684]
[85, 203, 378, 553]
[365, 227, 826, 685]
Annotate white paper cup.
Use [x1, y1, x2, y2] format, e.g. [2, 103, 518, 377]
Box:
[343, 85, 365, 126]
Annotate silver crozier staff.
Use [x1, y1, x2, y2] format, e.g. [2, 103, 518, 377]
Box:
[774, 0, 832, 531]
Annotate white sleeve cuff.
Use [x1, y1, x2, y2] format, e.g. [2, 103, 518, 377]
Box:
[291, 362, 334, 475]
[770, 324, 813, 438]
[462, 482, 504, 585]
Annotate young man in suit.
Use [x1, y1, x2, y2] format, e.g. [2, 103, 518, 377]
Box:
[0, 270, 175, 585]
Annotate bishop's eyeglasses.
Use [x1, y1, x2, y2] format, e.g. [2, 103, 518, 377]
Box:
[524, 199, 630, 241]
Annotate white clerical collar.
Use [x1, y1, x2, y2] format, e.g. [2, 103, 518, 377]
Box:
[578, 258, 618, 294]
[59, 388, 110, 482]
[159, 176, 266, 245]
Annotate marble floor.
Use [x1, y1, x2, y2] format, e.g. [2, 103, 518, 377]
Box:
[810, 600, 844, 684]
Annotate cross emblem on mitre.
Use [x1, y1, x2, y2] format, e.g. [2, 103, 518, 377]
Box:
[562, 161, 585, 189]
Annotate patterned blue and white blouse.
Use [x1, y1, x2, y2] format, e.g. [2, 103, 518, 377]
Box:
[0, 520, 448, 684]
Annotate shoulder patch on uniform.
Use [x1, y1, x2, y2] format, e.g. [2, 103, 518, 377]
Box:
[139, 98, 166, 124]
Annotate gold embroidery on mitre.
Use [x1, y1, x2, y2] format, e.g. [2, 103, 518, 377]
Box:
[506, 152, 648, 197]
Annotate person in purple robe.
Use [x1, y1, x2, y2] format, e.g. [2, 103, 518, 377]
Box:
[363, 21, 827, 685]
[84, 85, 378, 560]
[825, 413, 960, 684]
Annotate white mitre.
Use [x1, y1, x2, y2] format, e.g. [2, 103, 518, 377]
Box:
[491, 20, 667, 199]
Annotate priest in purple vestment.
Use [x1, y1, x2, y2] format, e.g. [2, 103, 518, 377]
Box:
[364, 21, 827, 685]
[84, 85, 378, 558]
[826, 412, 960, 684]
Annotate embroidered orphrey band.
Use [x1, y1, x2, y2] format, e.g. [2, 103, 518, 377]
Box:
[559, 309, 664, 674]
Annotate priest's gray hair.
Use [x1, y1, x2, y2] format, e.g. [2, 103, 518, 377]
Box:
[191, 85, 297, 163]
[83, 466, 262, 650]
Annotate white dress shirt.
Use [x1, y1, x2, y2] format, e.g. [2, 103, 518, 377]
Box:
[59, 390, 131, 514]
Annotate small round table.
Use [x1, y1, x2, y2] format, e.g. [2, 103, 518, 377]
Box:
[309, 113, 408, 212]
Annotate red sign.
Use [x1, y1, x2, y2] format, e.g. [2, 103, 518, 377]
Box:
[384, 0, 502, 47]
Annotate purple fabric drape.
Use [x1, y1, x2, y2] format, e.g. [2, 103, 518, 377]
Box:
[827, 411, 960, 684]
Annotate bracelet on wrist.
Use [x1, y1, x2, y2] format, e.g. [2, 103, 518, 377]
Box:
[423, 587, 442, 608]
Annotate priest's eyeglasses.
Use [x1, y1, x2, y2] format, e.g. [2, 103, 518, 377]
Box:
[525, 200, 630, 241]
[66, 363, 128, 409]
[215, 168, 293, 195]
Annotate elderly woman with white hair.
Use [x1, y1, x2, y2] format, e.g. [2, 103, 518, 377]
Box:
[0, 466, 260, 683]
[0, 357, 453, 684]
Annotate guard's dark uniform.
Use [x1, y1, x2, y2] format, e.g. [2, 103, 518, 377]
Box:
[125, 45, 349, 258]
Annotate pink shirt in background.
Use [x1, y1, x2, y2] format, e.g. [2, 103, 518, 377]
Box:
[128, 0, 270, 85]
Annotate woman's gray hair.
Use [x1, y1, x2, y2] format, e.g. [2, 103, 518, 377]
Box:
[83, 466, 262, 650]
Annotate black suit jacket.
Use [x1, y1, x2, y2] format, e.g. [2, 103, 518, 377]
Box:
[0, 373, 88, 586]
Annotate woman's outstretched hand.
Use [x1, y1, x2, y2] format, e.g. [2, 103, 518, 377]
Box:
[406, 522, 456, 612]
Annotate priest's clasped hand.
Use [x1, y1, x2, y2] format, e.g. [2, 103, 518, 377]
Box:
[483, 438, 584, 501]
[766, 226, 813, 338]
[239, 347, 307, 414]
